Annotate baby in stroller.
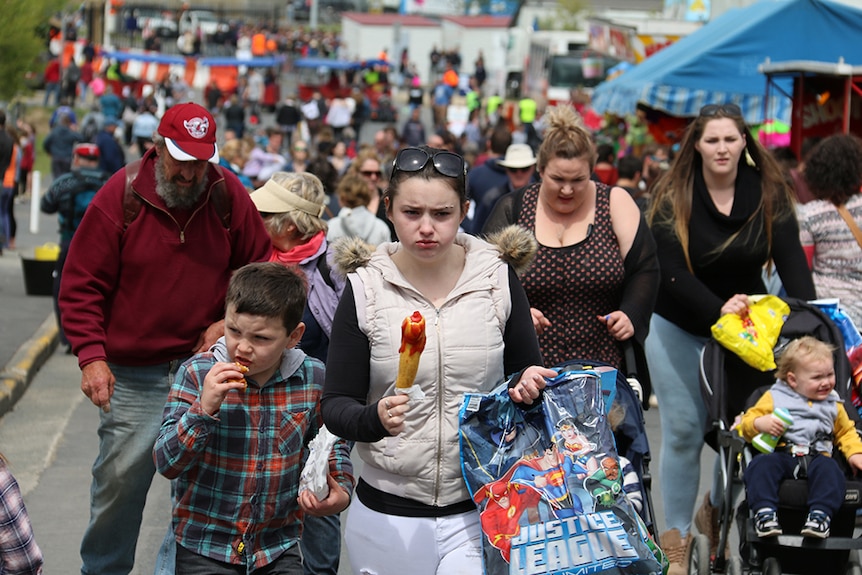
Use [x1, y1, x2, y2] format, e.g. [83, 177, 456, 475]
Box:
[738, 336, 862, 540]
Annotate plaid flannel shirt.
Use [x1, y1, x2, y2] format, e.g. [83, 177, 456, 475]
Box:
[154, 348, 353, 570]
[0, 459, 43, 574]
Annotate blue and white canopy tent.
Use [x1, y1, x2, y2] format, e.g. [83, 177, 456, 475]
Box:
[591, 0, 862, 124]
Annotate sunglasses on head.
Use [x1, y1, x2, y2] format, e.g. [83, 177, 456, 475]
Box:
[392, 147, 466, 180]
[360, 169, 382, 178]
[699, 103, 743, 118]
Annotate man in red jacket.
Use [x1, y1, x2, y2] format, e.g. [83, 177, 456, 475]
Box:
[59, 102, 271, 575]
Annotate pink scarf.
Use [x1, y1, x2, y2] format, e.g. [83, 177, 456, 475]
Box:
[269, 231, 325, 265]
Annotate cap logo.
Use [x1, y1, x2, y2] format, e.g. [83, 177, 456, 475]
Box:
[183, 117, 210, 140]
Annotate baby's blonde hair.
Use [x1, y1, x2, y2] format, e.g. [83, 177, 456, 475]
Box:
[775, 336, 835, 381]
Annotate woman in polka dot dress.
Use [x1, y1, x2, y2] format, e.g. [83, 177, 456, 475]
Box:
[482, 105, 659, 376]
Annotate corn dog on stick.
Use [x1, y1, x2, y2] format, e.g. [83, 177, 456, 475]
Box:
[229, 362, 249, 389]
[396, 311, 426, 389]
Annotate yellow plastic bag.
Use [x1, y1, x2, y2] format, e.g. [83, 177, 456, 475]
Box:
[710, 295, 790, 371]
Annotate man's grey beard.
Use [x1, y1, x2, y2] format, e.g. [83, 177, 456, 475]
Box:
[155, 156, 209, 209]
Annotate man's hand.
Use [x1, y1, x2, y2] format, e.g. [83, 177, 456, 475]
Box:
[194, 320, 225, 353]
[298, 474, 351, 517]
[81, 361, 115, 413]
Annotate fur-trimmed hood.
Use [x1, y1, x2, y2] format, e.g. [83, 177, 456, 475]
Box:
[331, 225, 537, 277]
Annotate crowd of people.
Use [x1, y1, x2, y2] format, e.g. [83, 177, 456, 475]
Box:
[0, 112, 36, 255]
[6, 42, 862, 574]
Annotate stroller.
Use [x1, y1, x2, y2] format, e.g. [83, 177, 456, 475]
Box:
[556, 344, 660, 545]
[698, 297, 862, 575]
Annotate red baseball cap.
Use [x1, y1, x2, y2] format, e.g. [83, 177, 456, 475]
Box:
[158, 102, 219, 163]
[73, 143, 100, 159]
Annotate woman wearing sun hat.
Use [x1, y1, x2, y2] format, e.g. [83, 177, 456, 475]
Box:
[250, 171, 343, 363]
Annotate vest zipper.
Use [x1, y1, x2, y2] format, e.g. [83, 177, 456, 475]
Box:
[433, 308, 444, 505]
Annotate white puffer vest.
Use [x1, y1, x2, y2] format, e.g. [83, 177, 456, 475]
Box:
[349, 233, 512, 506]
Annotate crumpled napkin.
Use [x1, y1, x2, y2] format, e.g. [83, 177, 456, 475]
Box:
[299, 425, 338, 501]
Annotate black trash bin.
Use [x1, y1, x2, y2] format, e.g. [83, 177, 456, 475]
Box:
[21, 257, 56, 296]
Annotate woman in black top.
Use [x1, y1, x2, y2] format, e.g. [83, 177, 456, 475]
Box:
[645, 103, 815, 574]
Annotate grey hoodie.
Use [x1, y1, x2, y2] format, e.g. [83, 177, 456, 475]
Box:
[326, 206, 391, 246]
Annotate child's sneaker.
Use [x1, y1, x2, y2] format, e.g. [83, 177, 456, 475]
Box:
[801, 510, 831, 538]
[754, 509, 783, 537]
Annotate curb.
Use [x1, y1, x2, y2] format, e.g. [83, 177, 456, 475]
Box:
[0, 315, 59, 418]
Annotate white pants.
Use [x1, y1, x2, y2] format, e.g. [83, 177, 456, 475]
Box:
[344, 496, 484, 575]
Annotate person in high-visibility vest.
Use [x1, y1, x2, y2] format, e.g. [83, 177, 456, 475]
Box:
[465, 89, 480, 114]
[517, 96, 540, 151]
[485, 92, 503, 125]
[518, 96, 537, 124]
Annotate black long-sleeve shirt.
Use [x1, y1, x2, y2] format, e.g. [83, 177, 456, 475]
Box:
[651, 165, 815, 337]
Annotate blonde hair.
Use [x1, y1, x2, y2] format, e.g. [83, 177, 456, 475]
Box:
[220, 138, 251, 167]
[349, 149, 383, 176]
[536, 105, 595, 173]
[775, 336, 835, 381]
[262, 172, 327, 240]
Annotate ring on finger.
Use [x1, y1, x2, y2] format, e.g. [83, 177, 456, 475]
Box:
[387, 409, 392, 419]
[385, 399, 391, 409]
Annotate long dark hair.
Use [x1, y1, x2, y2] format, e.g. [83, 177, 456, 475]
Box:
[648, 107, 794, 272]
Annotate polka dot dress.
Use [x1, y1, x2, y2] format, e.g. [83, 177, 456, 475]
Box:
[517, 182, 624, 368]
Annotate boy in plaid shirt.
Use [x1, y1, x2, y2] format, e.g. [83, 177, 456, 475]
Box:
[154, 262, 353, 573]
